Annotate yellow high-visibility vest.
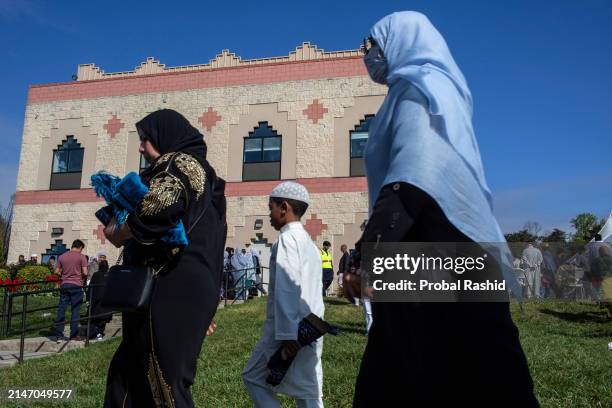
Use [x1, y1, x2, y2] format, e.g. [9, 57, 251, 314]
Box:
[320, 249, 333, 269]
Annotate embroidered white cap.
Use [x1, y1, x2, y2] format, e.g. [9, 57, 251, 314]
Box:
[270, 181, 310, 205]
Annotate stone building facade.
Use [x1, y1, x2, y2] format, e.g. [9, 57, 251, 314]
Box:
[9, 43, 386, 284]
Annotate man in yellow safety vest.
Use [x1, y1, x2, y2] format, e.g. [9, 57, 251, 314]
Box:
[320, 241, 333, 296]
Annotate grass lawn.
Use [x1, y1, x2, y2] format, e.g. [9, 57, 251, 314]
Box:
[1, 294, 61, 339]
[0, 299, 610, 407]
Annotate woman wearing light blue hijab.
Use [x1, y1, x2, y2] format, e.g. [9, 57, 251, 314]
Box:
[349, 11, 538, 407]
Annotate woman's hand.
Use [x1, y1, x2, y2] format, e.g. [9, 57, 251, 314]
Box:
[206, 319, 217, 336]
[104, 217, 133, 248]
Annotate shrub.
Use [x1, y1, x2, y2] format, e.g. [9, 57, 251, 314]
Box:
[0, 268, 10, 284]
[16, 265, 50, 283]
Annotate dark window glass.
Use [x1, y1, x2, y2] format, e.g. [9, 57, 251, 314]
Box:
[244, 138, 263, 162]
[263, 137, 281, 162]
[67, 149, 84, 172]
[41, 240, 68, 264]
[243, 121, 282, 181]
[350, 115, 374, 177]
[350, 132, 368, 158]
[51, 136, 84, 174]
[52, 150, 69, 173]
[50, 136, 84, 190]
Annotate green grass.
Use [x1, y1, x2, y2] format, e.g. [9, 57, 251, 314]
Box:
[1, 295, 61, 339]
[0, 299, 610, 407]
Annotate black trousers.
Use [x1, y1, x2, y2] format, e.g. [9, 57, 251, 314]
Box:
[352, 182, 538, 407]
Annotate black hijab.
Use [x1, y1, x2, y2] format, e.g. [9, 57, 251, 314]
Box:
[136, 109, 207, 172]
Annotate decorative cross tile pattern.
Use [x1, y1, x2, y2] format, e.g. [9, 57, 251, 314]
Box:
[103, 114, 125, 138]
[198, 107, 222, 131]
[93, 224, 106, 244]
[304, 213, 328, 241]
[303, 99, 328, 124]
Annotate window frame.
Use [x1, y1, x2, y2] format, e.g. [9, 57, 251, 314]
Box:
[242, 121, 282, 181]
[50, 136, 85, 190]
[349, 115, 374, 177]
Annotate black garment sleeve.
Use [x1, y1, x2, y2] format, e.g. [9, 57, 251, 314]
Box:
[339, 253, 347, 275]
[127, 153, 206, 244]
[353, 182, 428, 267]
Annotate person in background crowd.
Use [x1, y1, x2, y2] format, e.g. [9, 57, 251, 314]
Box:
[48, 255, 57, 273]
[86, 255, 112, 341]
[592, 246, 612, 317]
[231, 247, 249, 300]
[590, 245, 612, 301]
[337, 244, 350, 297]
[53, 239, 88, 342]
[541, 243, 558, 298]
[87, 255, 99, 283]
[521, 242, 543, 298]
[243, 181, 324, 408]
[244, 244, 257, 297]
[344, 11, 537, 406]
[18, 254, 25, 265]
[29, 254, 38, 264]
[320, 241, 333, 296]
[223, 247, 236, 299]
[252, 248, 268, 296]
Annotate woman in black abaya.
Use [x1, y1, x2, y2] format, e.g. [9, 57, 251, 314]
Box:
[103, 109, 227, 408]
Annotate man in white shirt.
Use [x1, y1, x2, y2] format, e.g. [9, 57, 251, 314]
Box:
[521, 242, 544, 298]
[242, 181, 325, 408]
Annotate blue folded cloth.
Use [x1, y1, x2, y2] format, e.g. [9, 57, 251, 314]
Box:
[91, 171, 188, 247]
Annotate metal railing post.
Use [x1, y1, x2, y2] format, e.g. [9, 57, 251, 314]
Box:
[18, 293, 28, 363]
[224, 272, 228, 308]
[0, 288, 8, 337]
[6, 293, 13, 336]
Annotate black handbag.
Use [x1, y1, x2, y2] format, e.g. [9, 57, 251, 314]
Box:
[101, 169, 218, 313]
[101, 258, 156, 313]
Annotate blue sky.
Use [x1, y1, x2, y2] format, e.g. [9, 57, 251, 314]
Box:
[0, 0, 610, 234]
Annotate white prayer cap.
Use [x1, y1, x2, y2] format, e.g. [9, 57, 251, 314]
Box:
[270, 181, 310, 205]
[31, 254, 37, 257]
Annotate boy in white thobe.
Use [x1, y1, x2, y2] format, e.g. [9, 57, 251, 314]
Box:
[243, 181, 325, 408]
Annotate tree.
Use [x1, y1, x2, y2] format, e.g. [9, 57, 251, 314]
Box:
[570, 213, 605, 243]
[542, 228, 567, 243]
[523, 221, 542, 238]
[504, 229, 538, 243]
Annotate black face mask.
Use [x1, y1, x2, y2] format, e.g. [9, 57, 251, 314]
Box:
[364, 43, 388, 85]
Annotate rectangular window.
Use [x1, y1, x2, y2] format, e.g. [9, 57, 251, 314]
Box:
[350, 132, 368, 158]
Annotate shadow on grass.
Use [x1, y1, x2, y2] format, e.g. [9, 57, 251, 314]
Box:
[324, 298, 354, 306]
[538, 308, 611, 324]
[330, 325, 366, 336]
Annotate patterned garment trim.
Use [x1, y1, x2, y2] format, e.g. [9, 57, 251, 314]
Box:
[140, 172, 185, 216]
[174, 153, 206, 200]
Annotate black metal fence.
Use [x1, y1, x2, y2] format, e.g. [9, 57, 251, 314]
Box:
[0, 267, 269, 364]
[221, 266, 269, 307]
[0, 281, 117, 363]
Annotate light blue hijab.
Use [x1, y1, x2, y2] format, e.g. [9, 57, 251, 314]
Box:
[364, 11, 521, 299]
